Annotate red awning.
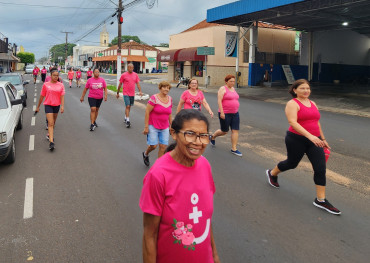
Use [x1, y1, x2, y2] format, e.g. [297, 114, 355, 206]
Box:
[177, 47, 206, 62]
[157, 49, 182, 62]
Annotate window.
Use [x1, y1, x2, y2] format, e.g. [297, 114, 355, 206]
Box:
[0, 88, 8, 109]
[0, 75, 22, 85]
[5, 85, 15, 100]
[193, 61, 203, 77]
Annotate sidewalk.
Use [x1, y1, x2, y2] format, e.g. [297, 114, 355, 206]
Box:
[143, 78, 370, 118]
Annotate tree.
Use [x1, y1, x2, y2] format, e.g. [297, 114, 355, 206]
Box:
[158, 43, 169, 47]
[17, 52, 35, 64]
[49, 43, 76, 64]
[110, 35, 146, 46]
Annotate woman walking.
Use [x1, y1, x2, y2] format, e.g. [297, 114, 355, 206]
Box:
[176, 78, 213, 117]
[32, 66, 40, 84]
[142, 81, 172, 166]
[68, 67, 74, 88]
[86, 68, 93, 80]
[266, 79, 341, 215]
[140, 109, 220, 263]
[76, 68, 82, 88]
[209, 75, 242, 157]
[80, 68, 107, 131]
[41, 66, 47, 82]
[35, 68, 65, 151]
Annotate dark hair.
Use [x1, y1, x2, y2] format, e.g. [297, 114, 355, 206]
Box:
[165, 109, 210, 153]
[288, 79, 310, 98]
[50, 67, 58, 74]
[225, 74, 235, 82]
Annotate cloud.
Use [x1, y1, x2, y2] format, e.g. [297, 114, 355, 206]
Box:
[0, 0, 235, 59]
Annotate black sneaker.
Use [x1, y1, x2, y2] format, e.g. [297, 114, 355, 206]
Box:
[90, 124, 95, 131]
[209, 135, 215, 146]
[266, 170, 279, 188]
[49, 142, 55, 151]
[94, 121, 98, 127]
[126, 121, 131, 128]
[313, 198, 341, 215]
[142, 152, 150, 167]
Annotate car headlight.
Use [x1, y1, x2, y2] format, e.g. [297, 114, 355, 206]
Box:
[0, 132, 7, 143]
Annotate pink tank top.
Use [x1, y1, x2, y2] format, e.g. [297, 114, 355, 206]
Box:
[288, 98, 321, 136]
[220, 86, 239, 114]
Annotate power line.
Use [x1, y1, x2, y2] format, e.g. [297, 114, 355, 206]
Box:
[0, 1, 115, 9]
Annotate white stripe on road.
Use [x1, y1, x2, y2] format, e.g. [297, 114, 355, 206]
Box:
[23, 178, 34, 219]
[31, 117, 35, 126]
[33, 105, 36, 111]
[33, 98, 36, 103]
[29, 135, 34, 151]
[34, 93, 37, 97]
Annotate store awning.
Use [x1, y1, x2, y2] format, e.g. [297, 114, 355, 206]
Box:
[177, 47, 206, 62]
[157, 49, 182, 62]
[0, 53, 20, 62]
[93, 55, 149, 62]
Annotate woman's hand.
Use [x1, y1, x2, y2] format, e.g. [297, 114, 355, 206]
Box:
[323, 140, 331, 149]
[104, 95, 107, 102]
[209, 111, 214, 118]
[80, 97, 84, 103]
[308, 135, 325, 147]
[143, 127, 149, 135]
[60, 106, 64, 114]
[220, 112, 225, 120]
[35, 107, 40, 114]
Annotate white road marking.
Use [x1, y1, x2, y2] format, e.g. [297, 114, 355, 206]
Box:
[23, 178, 34, 219]
[34, 93, 37, 97]
[33, 98, 36, 103]
[31, 117, 35, 126]
[29, 135, 34, 151]
[32, 105, 36, 111]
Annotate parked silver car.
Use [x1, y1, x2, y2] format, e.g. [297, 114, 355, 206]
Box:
[25, 64, 35, 74]
[0, 81, 23, 164]
[0, 73, 29, 106]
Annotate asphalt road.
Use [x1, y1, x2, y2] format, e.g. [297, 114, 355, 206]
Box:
[0, 73, 369, 262]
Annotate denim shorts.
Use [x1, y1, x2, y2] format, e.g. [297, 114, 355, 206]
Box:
[219, 112, 240, 132]
[123, 95, 135, 106]
[147, 125, 169, 145]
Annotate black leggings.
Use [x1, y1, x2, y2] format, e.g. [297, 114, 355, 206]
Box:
[277, 131, 326, 186]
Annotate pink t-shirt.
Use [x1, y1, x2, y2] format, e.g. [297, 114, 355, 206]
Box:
[76, 71, 82, 78]
[41, 69, 47, 74]
[45, 76, 62, 83]
[85, 77, 107, 99]
[86, 70, 93, 77]
[41, 82, 65, 106]
[33, 68, 39, 75]
[119, 71, 140, 96]
[148, 94, 172, 130]
[68, 71, 74, 80]
[181, 90, 205, 111]
[220, 86, 239, 114]
[140, 153, 215, 263]
[288, 99, 321, 137]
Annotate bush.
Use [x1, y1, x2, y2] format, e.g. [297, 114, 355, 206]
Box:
[17, 52, 35, 64]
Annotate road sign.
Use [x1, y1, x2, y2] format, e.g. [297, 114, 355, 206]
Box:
[282, 65, 295, 84]
[197, 47, 215, 56]
[98, 53, 103, 57]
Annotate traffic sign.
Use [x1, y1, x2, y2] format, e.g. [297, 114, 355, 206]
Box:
[197, 47, 215, 56]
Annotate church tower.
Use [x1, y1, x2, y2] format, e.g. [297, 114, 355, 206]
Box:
[100, 24, 109, 47]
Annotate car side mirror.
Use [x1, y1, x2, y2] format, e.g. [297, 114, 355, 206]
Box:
[11, 99, 22, 106]
[23, 81, 29, 85]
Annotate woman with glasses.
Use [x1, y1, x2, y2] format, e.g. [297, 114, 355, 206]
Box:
[142, 81, 173, 166]
[140, 109, 220, 263]
[176, 78, 214, 117]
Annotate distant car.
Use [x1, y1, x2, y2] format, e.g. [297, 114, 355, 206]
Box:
[0, 81, 23, 164]
[0, 73, 28, 106]
[25, 64, 35, 74]
[81, 66, 89, 72]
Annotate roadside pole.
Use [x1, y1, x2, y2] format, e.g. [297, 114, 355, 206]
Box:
[116, 0, 123, 88]
[61, 31, 73, 72]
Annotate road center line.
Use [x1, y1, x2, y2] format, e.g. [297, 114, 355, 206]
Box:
[31, 117, 35, 126]
[33, 105, 36, 111]
[33, 98, 36, 103]
[23, 178, 34, 219]
[29, 135, 34, 151]
[34, 93, 37, 97]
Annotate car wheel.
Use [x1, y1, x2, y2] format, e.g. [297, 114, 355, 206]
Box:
[17, 111, 23, 130]
[4, 137, 16, 164]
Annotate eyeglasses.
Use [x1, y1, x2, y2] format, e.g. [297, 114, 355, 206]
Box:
[178, 130, 210, 144]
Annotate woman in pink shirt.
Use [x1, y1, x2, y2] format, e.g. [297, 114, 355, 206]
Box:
[142, 81, 172, 166]
[41, 66, 47, 82]
[266, 79, 341, 215]
[75, 68, 82, 88]
[176, 78, 214, 118]
[140, 109, 220, 263]
[35, 68, 65, 151]
[86, 68, 93, 80]
[33, 66, 40, 84]
[68, 68, 74, 88]
[209, 74, 242, 157]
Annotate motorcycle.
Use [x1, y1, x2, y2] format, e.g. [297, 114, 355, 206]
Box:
[176, 77, 190, 88]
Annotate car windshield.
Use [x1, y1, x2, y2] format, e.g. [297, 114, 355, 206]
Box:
[26, 65, 34, 69]
[0, 88, 8, 109]
[0, 75, 22, 85]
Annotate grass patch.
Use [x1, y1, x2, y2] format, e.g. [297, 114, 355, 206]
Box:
[107, 85, 118, 92]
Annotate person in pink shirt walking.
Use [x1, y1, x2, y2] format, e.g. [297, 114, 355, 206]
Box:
[68, 68, 74, 88]
[140, 109, 220, 263]
[142, 81, 173, 166]
[33, 66, 40, 84]
[35, 68, 65, 151]
[209, 74, 242, 157]
[41, 66, 47, 82]
[86, 68, 93, 80]
[116, 63, 143, 128]
[80, 68, 107, 131]
[75, 68, 82, 88]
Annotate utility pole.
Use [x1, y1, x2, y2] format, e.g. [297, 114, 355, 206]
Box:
[116, 0, 123, 88]
[61, 31, 73, 72]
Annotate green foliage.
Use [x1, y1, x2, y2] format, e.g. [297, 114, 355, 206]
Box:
[49, 43, 76, 64]
[110, 35, 146, 46]
[17, 52, 35, 64]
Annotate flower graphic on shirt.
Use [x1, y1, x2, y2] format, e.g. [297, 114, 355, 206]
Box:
[172, 218, 196, 251]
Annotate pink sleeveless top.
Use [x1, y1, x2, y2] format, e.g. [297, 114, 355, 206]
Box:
[220, 86, 239, 114]
[288, 98, 321, 136]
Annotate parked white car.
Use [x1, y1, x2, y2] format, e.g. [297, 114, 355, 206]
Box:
[0, 81, 23, 164]
[25, 64, 35, 74]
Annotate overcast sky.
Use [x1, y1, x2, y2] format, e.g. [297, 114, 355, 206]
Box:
[0, 0, 236, 60]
